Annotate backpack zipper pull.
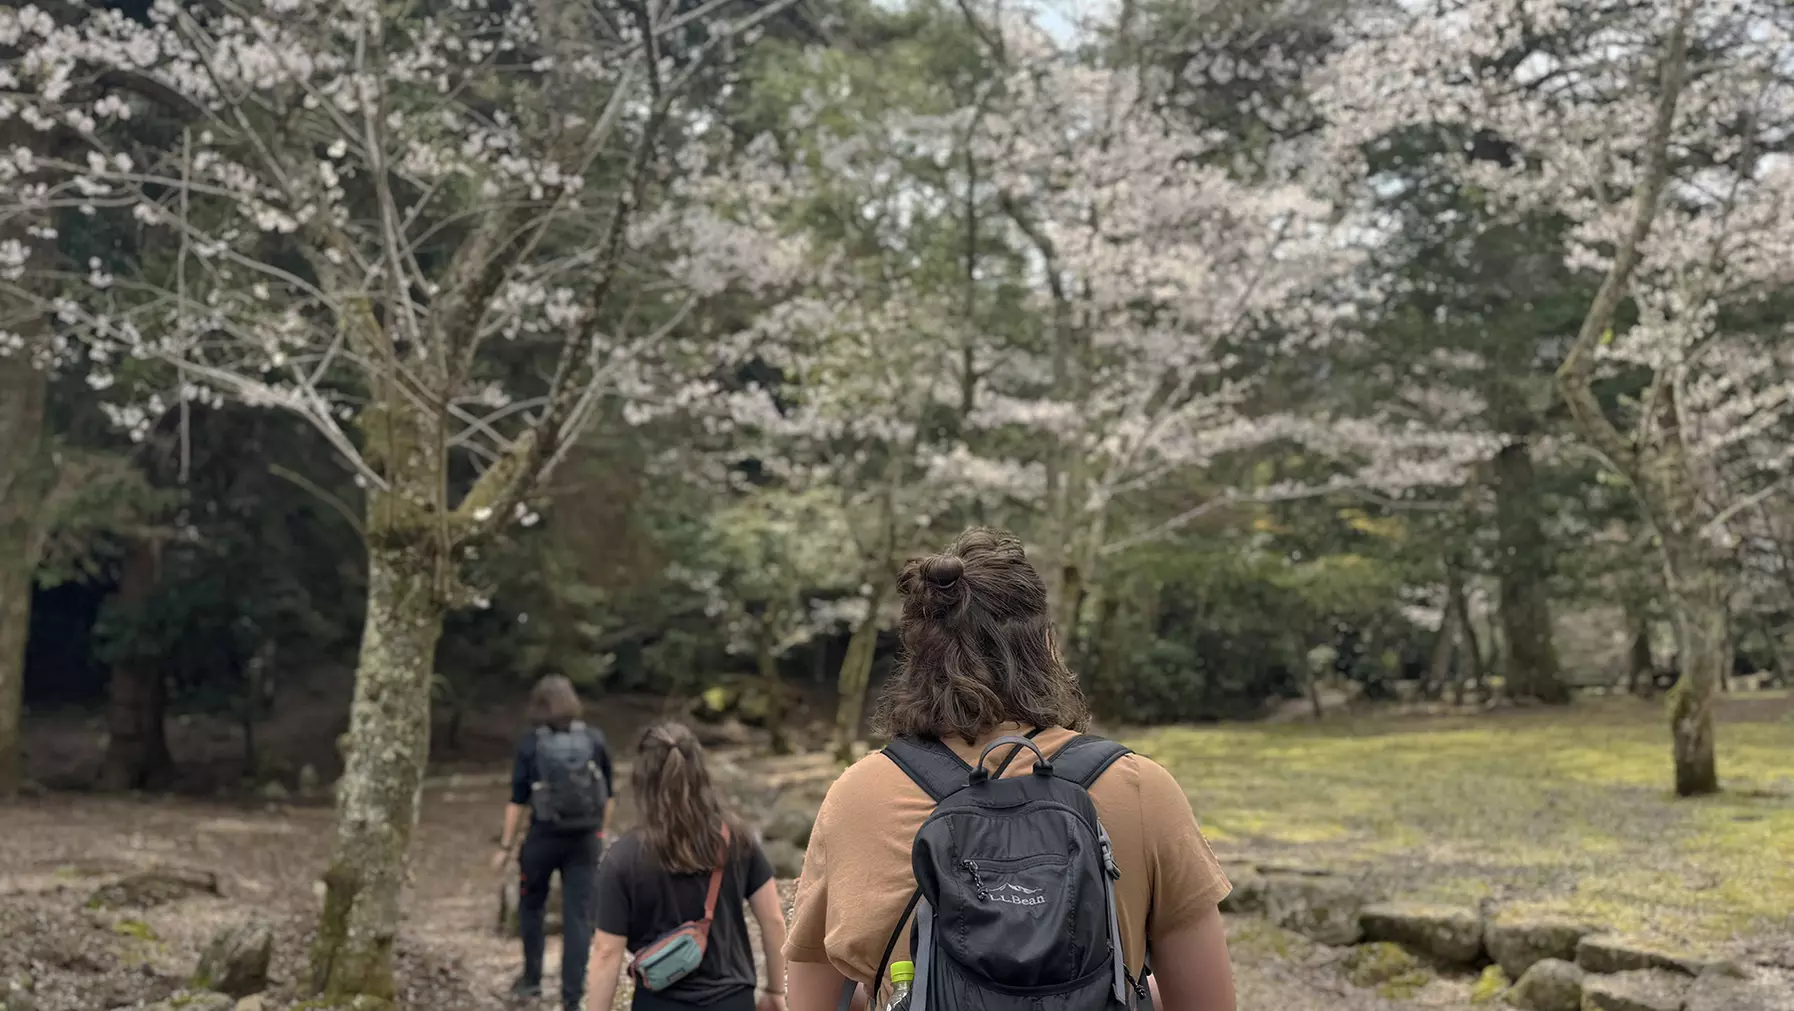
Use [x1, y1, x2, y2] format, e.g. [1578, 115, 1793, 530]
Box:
[1100, 838, 1121, 880]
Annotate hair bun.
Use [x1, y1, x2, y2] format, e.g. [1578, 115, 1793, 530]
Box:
[920, 554, 964, 588]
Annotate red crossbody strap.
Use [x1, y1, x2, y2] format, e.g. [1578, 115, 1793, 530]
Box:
[697, 822, 731, 933]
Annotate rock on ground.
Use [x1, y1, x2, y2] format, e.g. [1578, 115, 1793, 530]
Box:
[143, 992, 234, 1011]
[1261, 873, 1369, 946]
[1579, 969, 1690, 1011]
[1504, 958, 1583, 1011]
[1219, 867, 1266, 914]
[1343, 941, 1430, 992]
[86, 867, 220, 910]
[758, 803, 817, 849]
[1486, 915, 1594, 979]
[1683, 968, 1794, 1011]
[762, 839, 806, 880]
[192, 921, 273, 998]
[1358, 901, 1485, 965]
[1575, 934, 1712, 977]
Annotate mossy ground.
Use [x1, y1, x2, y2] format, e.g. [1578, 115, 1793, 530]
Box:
[1131, 694, 1794, 953]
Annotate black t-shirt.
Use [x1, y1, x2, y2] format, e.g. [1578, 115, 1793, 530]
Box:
[595, 830, 774, 1005]
[511, 723, 615, 831]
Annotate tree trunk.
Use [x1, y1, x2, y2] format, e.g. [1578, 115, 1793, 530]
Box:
[0, 354, 45, 795]
[758, 628, 789, 756]
[1426, 570, 1462, 695]
[1661, 537, 1723, 797]
[1627, 602, 1654, 696]
[832, 590, 885, 762]
[309, 540, 445, 1001]
[1088, 592, 1125, 713]
[1450, 574, 1483, 704]
[0, 125, 51, 798]
[1493, 442, 1567, 703]
[0, 519, 32, 799]
[98, 538, 174, 792]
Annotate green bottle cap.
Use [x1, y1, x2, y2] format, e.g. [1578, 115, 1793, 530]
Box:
[889, 960, 915, 984]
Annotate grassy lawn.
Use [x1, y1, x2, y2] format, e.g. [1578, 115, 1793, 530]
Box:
[1131, 695, 1794, 954]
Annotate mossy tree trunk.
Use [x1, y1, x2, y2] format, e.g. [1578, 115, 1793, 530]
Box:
[1449, 572, 1483, 704]
[1627, 601, 1654, 695]
[310, 396, 451, 1002]
[832, 586, 887, 762]
[1493, 440, 1568, 703]
[1554, 8, 1715, 795]
[1426, 564, 1462, 697]
[98, 537, 175, 791]
[1660, 533, 1724, 796]
[757, 611, 789, 756]
[0, 125, 51, 798]
[0, 353, 48, 799]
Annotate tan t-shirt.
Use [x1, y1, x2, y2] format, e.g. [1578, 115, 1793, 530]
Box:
[785, 723, 1230, 983]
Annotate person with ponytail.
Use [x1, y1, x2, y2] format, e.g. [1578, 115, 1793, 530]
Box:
[783, 528, 1237, 1011]
[586, 722, 788, 1011]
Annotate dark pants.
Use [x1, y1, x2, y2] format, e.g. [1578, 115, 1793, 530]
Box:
[520, 827, 602, 1009]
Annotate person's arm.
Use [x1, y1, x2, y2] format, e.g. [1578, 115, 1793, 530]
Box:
[749, 879, 789, 1011]
[1137, 758, 1235, 1011]
[492, 743, 534, 870]
[789, 961, 867, 1011]
[1146, 904, 1234, 1011]
[585, 929, 629, 1011]
[595, 731, 617, 839]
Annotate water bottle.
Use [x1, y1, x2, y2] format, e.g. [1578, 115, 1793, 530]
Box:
[884, 960, 914, 1011]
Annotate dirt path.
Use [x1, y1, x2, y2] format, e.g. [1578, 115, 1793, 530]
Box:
[0, 771, 1498, 1011]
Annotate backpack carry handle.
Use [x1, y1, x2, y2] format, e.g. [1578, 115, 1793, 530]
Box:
[968, 734, 1052, 784]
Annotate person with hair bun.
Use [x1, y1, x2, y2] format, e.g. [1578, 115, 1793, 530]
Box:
[584, 722, 789, 1011]
[784, 528, 1237, 1011]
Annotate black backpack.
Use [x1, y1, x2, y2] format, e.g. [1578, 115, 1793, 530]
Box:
[841, 731, 1146, 1011]
[530, 721, 609, 831]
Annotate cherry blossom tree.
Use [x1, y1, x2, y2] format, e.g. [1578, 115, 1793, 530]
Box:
[1, 0, 794, 996]
[956, 9, 1492, 638]
[1318, 0, 1794, 795]
[670, 119, 979, 757]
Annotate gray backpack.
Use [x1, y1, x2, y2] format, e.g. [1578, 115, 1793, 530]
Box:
[842, 732, 1144, 1011]
[530, 721, 609, 831]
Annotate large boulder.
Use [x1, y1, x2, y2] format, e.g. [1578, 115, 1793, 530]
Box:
[1505, 958, 1584, 1011]
[192, 921, 273, 998]
[1261, 873, 1368, 946]
[1576, 934, 1707, 976]
[1684, 969, 1794, 1011]
[1487, 915, 1595, 979]
[1359, 902, 1484, 965]
[1579, 970, 1689, 1011]
[88, 867, 221, 910]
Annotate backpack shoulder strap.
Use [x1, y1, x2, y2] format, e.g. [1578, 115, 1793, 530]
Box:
[881, 735, 971, 802]
[697, 823, 731, 934]
[1048, 734, 1132, 790]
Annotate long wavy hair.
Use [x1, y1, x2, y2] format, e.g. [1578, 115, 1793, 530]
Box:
[633, 722, 743, 874]
[873, 527, 1090, 744]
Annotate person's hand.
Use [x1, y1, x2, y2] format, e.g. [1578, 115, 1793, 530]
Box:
[756, 991, 786, 1011]
[489, 847, 510, 872]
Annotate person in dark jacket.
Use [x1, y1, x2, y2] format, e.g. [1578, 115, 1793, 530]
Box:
[492, 674, 615, 1010]
[584, 721, 787, 1011]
